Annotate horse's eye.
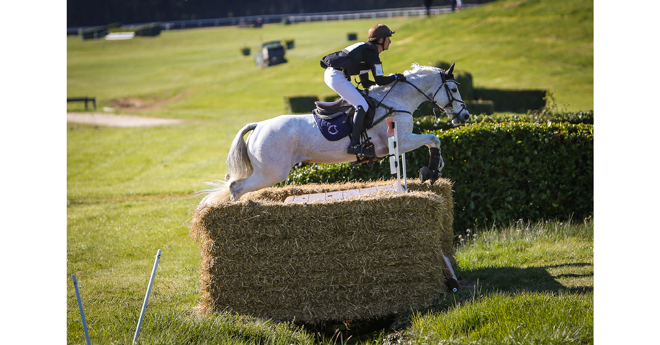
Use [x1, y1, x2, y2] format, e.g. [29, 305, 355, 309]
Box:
[451, 88, 458, 93]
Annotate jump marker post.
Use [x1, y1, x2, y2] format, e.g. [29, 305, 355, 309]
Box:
[133, 249, 162, 344]
[72, 274, 92, 345]
[386, 118, 408, 190]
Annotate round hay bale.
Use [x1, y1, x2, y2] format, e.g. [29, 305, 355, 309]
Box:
[190, 178, 454, 324]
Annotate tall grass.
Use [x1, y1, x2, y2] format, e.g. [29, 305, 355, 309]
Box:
[393, 218, 593, 344]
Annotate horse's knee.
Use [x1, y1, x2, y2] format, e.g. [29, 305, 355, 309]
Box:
[426, 136, 440, 148]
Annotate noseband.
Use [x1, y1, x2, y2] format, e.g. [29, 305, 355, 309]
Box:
[404, 72, 467, 122]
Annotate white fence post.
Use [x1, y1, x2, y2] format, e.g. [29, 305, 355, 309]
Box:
[72, 274, 91, 345]
[133, 249, 162, 344]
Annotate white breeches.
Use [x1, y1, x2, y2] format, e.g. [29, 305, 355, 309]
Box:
[324, 68, 369, 112]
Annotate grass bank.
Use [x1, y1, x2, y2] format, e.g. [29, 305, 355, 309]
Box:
[67, 0, 592, 119]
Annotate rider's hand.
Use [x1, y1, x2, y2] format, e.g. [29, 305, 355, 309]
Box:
[395, 73, 407, 82]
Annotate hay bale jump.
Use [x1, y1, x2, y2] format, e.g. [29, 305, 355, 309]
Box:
[190, 178, 455, 324]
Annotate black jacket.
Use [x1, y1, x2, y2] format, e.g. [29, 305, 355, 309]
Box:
[320, 41, 396, 86]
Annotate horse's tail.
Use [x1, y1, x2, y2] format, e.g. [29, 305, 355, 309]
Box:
[199, 123, 257, 205]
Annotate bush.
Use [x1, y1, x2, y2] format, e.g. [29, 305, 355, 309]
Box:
[454, 70, 474, 101]
[412, 110, 593, 134]
[320, 94, 340, 102]
[413, 115, 455, 133]
[469, 110, 594, 125]
[474, 88, 547, 113]
[285, 121, 593, 231]
[283, 95, 319, 114]
[412, 101, 438, 118]
[432, 61, 473, 101]
[466, 100, 494, 115]
[81, 22, 121, 40]
[134, 23, 161, 37]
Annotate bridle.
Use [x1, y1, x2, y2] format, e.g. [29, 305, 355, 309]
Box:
[367, 70, 467, 127]
[403, 72, 467, 122]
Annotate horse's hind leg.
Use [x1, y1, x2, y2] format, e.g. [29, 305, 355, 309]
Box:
[229, 170, 290, 200]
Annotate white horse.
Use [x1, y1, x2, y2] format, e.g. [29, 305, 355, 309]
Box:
[200, 63, 470, 204]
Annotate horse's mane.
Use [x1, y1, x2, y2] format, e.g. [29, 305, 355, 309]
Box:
[369, 62, 443, 91]
[403, 63, 442, 77]
[366, 63, 441, 93]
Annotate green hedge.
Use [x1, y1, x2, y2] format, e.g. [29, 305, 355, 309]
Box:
[134, 23, 162, 37]
[474, 88, 547, 113]
[466, 100, 494, 115]
[285, 121, 593, 231]
[81, 22, 121, 40]
[411, 110, 593, 134]
[283, 95, 319, 114]
[433, 61, 474, 102]
[469, 110, 594, 125]
[320, 94, 341, 102]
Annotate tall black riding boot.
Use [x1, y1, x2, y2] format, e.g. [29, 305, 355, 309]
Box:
[347, 106, 374, 157]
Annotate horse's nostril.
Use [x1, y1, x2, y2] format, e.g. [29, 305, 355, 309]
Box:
[464, 114, 470, 120]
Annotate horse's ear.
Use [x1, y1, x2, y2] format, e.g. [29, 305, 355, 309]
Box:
[446, 63, 455, 75]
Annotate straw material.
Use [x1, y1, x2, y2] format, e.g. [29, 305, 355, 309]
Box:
[190, 178, 454, 323]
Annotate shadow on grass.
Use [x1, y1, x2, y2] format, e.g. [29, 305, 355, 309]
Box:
[306, 262, 594, 342]
[456, 262, 594, 295]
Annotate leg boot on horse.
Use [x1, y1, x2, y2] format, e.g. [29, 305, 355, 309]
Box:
[347, 105, 374, 158]
[420, 147, 443, 184]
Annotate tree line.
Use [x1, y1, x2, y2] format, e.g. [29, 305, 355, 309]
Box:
[67, 0, 490, 27]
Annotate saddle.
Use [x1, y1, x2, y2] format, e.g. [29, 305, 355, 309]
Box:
[312, 96, 377, 141]
[312, 95, 381, 167]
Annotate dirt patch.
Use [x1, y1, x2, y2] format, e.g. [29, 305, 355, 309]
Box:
[67, 113, 184, 127]
[109, 90, 193, 111]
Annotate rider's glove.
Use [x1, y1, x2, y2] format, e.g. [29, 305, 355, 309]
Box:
[395, 73, 407, 82]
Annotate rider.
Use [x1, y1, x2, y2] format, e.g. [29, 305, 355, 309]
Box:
[320, 24, 406, 158]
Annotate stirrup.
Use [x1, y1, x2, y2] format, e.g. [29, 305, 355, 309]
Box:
[347, 144, 374, 158]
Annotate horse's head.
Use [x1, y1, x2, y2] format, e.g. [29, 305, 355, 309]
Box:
[434, 63, 470, 125]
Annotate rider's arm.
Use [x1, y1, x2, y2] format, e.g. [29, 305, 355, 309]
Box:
[365, 50, 396, 85]
[359, 73, 376, 88]
[373, 73, 396, 85]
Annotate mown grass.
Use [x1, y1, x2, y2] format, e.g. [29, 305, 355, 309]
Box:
[67, 217, 592, 344]
[67, 0, 594, 343]
[67, 0, 592, 120]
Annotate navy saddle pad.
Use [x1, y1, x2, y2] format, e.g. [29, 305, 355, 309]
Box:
[313, 112, 352, 141]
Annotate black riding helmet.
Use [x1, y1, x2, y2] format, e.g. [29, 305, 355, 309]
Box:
[368, 24, 395, 44]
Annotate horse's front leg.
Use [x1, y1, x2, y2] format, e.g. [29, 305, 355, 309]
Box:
[399, 133, 444, 184]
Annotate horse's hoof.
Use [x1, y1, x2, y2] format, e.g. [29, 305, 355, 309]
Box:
[445, 278, 460, 292]
[420, 166, 433, 183]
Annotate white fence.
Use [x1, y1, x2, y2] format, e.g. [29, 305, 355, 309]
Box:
[67, 5, 478, 35]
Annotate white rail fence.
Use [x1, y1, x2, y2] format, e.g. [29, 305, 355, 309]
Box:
[67, 5, 478, 35]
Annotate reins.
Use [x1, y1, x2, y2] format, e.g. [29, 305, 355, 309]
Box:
[403, 72, 467, 122]
[366, 71, 466, 127]
[364, 80, 411, 128]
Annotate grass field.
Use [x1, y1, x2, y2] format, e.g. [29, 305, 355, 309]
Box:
[65, 0, 595, 343]
[67, 0, 593, 119]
